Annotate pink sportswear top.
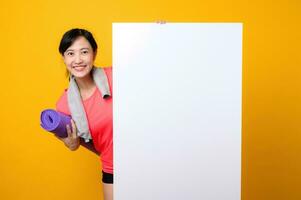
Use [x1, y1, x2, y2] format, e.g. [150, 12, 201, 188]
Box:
[56, 67, 113, 174]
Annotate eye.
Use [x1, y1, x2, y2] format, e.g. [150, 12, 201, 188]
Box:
[66, 52, 74, 56]
[82, 50, 89, 54]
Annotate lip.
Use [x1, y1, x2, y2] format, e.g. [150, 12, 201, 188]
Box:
[73, 65, 86, 68]
[73, 65, 86, 72]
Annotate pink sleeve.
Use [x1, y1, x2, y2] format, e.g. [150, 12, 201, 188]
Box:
[55, 89, 71, 115]
[104, 66, 113, 95]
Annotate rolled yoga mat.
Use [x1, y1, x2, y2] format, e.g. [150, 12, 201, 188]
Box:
[40, 109, 72, 138]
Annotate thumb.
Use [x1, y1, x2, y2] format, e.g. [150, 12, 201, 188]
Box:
[71, 119, 78, 138]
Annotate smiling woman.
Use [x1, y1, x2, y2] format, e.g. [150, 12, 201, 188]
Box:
[55, 28, 113, 200]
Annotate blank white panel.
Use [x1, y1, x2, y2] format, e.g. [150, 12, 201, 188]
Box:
[113, 23, 242, 200]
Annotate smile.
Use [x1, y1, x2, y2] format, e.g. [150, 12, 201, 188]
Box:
[73, 65, 87, 71]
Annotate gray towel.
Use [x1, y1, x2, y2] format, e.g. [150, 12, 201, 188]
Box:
[67, 67, 111, 142]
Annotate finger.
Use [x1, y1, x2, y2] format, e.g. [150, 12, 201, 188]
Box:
[66, 124, 72, 138]
[156, 20, 166, 24]
[71, 119, 78, 138]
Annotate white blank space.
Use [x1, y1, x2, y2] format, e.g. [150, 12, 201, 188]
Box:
[113, 23, 242, 200]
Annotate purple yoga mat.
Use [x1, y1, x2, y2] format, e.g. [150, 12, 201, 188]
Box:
[40, 109, 72, 138]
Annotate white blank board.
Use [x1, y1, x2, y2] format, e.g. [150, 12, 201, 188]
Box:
[113, 23, 242, 200]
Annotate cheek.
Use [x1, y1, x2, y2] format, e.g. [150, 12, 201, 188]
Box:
[63, 58, 72, 67]
[87, 54, 95, 63]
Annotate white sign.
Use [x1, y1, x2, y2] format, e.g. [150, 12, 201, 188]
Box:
[113, 23, 242, 200]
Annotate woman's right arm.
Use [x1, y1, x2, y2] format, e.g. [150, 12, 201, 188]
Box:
[55, 119, 80, 151]
[55, 119, 99, 155]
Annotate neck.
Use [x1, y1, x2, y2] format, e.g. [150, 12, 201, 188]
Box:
[74, 74, 95, 91]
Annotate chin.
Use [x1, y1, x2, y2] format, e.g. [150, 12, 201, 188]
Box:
[71, 68, 92, 79]
[73, 73, 90, 79]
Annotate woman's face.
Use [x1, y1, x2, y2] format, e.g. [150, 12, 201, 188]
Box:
[63, 36, 96, 79]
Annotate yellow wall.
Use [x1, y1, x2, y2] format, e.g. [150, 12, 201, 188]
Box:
[0, 0, 300, 199]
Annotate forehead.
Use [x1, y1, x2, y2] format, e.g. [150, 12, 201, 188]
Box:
[66, 36, 92, 51]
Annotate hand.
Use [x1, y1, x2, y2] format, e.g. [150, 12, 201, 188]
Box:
[156, 20, 167, 24]
[55, 119, 80, 151]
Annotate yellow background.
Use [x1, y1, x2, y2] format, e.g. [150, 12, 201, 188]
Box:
[0, 0, 300, 199]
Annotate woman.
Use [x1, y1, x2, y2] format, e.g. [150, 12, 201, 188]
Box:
[55, 28, 113, 200]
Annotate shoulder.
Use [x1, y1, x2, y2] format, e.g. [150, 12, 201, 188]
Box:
[56, 89, 71, 115]
[101, 66, 112, 86]
[103, 66, 112, 77]
[101, 66, 113, 94]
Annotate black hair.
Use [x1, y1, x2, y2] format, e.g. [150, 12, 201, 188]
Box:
[59, 28, 98, 55]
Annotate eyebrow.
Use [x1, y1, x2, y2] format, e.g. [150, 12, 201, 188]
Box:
[65, 48, 90, 52]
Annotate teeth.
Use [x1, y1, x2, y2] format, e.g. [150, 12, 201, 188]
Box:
[73, 65, 86, 71]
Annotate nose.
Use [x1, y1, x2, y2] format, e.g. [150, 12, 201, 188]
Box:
[74, 54, 83, 64]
